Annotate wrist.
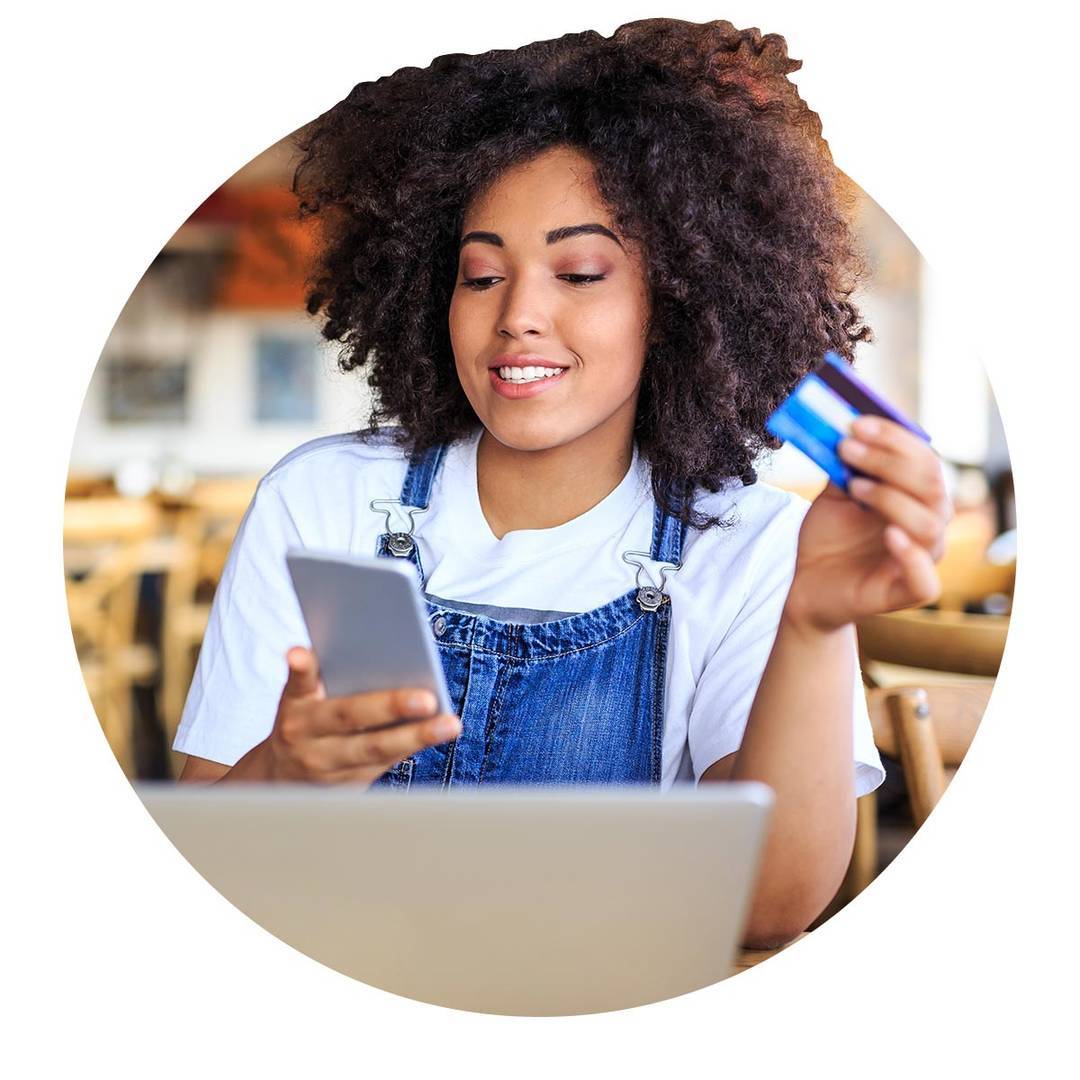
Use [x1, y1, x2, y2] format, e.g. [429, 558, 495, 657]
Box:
[781, 581, 853, 641]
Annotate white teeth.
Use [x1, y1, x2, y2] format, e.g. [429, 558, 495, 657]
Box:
[496, 365, 565, 384]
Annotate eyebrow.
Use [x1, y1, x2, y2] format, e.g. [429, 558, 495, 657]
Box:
[459, 223, 624, 250]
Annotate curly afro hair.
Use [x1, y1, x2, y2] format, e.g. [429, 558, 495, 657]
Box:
[293, 17, 872, 528]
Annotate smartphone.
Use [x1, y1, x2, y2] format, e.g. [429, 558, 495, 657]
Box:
[285, 549, 453, 715]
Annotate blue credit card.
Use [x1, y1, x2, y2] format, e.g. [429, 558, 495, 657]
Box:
[765, 351, 931, 490]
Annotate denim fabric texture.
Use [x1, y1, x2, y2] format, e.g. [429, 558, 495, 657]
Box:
[372, 443, 685, 788]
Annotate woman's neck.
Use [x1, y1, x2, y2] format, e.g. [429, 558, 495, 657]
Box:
[476, 424, 635, 539]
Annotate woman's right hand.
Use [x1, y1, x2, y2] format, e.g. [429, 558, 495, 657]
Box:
[253, 646, 461, 785]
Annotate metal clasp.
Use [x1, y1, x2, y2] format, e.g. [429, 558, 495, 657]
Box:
[370, 499, 428, 558]
[622, 550, 681, 612]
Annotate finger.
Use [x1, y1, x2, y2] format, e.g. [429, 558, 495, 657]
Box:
[838, 436, 946, 507]
[882, 526, 942, 608]
[847, 477, 946, 556]
[282, 647, 324, 701]
[320, 712, 462, 773]
[850, 415, 927, 455]
[306, 686, 440, 737]
[838, 418, 947, 507]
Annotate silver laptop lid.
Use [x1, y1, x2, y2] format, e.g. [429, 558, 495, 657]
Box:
[137, 783, 773, 1015]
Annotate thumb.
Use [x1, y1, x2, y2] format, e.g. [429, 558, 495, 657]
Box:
[283, 646, 324, 700]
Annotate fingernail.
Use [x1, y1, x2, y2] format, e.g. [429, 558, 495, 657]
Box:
[404, 691, 436, 716]
[842, 439, 867, 459]
[852, 416, 880, 438]
[849, 477, 872, 496]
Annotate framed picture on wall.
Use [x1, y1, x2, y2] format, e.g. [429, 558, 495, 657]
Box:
[105, 357, 189, 423]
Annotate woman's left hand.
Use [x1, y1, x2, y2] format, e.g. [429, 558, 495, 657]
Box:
[786, 415, 954, 633]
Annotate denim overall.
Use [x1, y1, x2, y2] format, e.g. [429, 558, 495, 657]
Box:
[371, 442, 685, 788]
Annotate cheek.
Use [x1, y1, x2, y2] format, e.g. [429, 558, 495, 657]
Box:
[447, 295, 476, 369]
[447, 293, 464, 344]
[574, 296, 649, 375]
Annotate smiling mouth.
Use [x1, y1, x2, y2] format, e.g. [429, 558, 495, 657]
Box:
[492, 364, 567, 384]
[487, 364, 568, 399]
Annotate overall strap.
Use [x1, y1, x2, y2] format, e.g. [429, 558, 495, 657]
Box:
[400, 442, 449, 508]
[649, 490, 687, 566]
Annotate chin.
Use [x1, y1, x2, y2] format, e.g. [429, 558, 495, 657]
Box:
[481, 410, 582, 454]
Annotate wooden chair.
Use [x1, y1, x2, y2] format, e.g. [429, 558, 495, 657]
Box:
[64, 496, 163, 568]
[65, 498, 203, 776]
[838, 609, 1007, 900]
[865, 683, 991, 826]
[68, 547, 147, 775]
[65, 498, 162, 775]
[839, 681, 993, 900]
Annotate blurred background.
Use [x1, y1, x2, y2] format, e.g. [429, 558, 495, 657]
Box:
[65, 130, 1015, 914]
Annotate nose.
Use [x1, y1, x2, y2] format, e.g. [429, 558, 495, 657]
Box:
[497, 274, 552, 340]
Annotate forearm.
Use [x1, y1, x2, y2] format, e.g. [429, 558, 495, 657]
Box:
[727, 595, 858, 947]
[178, 739, 273, 783]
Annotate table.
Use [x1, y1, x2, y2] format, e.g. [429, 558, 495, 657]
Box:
[732, 932, 809, 974]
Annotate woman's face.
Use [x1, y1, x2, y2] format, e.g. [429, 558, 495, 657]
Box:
[449, 145, 652, 455]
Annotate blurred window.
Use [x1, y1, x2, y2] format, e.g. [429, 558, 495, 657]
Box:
[255, 335, 316, 422]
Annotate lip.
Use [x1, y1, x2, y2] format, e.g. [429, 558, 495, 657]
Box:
[488, 367, 568, 399]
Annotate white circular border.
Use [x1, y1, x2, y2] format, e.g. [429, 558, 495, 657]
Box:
[4, 1, 1076, 1074]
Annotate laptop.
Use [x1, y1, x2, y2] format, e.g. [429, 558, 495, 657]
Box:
[137, 783, 773, 1015]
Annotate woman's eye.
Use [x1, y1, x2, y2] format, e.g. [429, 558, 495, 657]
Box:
[460, 273, 606, 291]
[560, 274, 605, 286]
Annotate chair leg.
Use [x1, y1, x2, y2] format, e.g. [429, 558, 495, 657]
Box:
[840, 790, 878, 902]
[97, 680, 135, 777]
[161, 635, 185, 752]
[889, 689, 947, 827]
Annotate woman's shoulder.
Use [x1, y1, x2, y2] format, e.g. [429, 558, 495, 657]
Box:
[259, 428, 410, 492]
[682, 476, 810, 576]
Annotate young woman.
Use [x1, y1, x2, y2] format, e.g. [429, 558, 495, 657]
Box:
[176, 19, 951, 946]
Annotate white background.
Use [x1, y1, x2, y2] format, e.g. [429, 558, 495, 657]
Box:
[3, 1, 1077, 1074]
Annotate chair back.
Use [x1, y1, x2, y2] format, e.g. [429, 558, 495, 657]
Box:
[64, 498, 180, 776]
[857, 609, 1008, 679]
[64, 496, 162, 545]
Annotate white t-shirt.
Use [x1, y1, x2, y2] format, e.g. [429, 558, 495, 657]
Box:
[175, 428, 885, 794]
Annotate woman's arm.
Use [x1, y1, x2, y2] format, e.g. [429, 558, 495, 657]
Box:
[701, 610, 857, 949]
[703, 415, 952, 949]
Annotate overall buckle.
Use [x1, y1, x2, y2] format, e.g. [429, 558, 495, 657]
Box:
[370, 499, 429, 558]
[621, 551, 681, 612]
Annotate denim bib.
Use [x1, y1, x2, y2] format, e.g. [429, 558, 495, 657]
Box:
[372, 442, 684, 787]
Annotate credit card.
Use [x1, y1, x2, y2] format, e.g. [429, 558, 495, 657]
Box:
[765, 351, 931, 490]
